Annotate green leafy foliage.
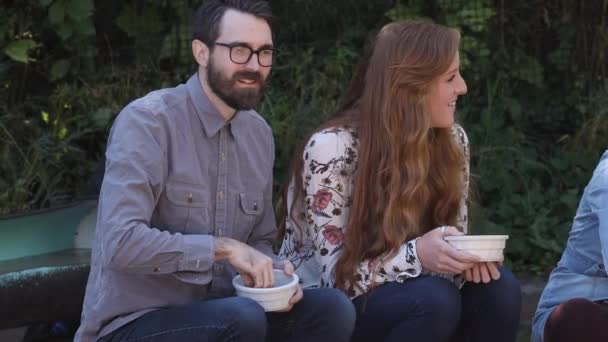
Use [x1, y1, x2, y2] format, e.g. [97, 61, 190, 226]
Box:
[1, 0, 607, 276]
[3, 39, 39, 63]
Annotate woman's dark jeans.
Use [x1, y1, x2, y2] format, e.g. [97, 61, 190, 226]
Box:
[351, 268, 521, 342]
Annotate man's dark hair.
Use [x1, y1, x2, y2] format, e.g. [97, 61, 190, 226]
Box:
[193, 0, 273, 46]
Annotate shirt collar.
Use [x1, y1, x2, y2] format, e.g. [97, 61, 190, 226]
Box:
[186, 73, 231, 138]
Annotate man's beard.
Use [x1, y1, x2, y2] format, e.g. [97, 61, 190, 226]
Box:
[207, 60, 266, 111]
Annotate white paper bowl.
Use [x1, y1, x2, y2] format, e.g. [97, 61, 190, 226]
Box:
[444, 235, 509, 262]
[232, 270, 299, 312]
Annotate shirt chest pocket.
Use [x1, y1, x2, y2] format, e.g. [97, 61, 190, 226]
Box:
[162, 182, 210, 234]
[236, 192, 264, 240]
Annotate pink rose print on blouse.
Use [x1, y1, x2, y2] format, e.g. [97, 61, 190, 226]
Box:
[322, 225, 344, 245]
[312, 189, 333, 213]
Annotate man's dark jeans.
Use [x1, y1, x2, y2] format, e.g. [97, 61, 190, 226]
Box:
[98, 288, 355, 342]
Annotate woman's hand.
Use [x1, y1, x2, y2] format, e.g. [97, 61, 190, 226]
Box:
[273, 260, 303, 312]
[463, 262, 502, 283]
[416, 226, 481, 274]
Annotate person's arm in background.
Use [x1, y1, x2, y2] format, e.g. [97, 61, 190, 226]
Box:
[585, 152, 608, 276]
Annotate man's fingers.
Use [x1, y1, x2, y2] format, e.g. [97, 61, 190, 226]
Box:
[267, 264, 275, 288]
[260, 264, 271, 288]
[252, 262, 266, 288]
[241, 273, 254, 287]
[253, 271, 262, 288]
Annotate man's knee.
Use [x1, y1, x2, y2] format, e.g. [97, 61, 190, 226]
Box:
[544, 298, 603, 341]
[549, 298, 597, 325]
[189, 297, 267, 340]
[225, 297, 267, 337]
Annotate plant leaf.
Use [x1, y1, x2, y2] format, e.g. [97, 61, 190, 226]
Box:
[66, 0, 94, 21]
[49, 2, 65, 25]
[2, 39, 39, 63]
[56, 23, 73, 40]
[92, 108, 113, 129]
[50, 59, 70, 81]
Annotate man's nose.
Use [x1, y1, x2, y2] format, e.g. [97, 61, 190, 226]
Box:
[244, 54, 261, 71]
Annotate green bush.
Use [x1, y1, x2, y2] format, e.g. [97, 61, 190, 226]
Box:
[1, 0, 607, 275]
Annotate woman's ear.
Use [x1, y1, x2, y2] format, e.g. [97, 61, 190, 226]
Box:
[192, 39, 210, 68]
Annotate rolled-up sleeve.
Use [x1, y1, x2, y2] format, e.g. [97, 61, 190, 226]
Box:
[98, 104, 215, 281]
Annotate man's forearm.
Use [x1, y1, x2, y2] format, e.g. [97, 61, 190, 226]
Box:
[214, 236, 234, 261]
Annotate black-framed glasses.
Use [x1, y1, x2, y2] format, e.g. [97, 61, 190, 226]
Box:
[215, 42, 274, 67]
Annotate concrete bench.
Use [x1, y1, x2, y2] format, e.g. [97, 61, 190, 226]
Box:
[0, 200, 97, 330]
[0, 249, 91, 329]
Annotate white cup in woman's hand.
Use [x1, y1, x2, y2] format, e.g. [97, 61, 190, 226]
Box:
[416, 225, 481, 274]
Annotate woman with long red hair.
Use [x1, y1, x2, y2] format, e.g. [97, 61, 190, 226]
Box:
[279, 21, 521, 341]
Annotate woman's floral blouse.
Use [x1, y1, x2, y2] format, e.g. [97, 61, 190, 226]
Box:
[279, 124, 470, 298]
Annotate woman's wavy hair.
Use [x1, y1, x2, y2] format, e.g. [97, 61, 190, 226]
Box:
[278, 21, 465, 295]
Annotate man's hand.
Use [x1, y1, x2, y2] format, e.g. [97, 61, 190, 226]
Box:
[214, 237, 274, 288]
[273, 260, 303, 312]
[463, 262, 502, 283]
[417, 226, 481, 274]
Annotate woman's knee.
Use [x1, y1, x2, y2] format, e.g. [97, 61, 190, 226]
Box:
[487, 267, 522, 313]
[417, 277, 462, 324]
[361, 278, 461, 340]
[322, 288, 356, 327]
[497, 267, 521, 294]
[372, 277, 462, 329]
[301, 288, 356, 334]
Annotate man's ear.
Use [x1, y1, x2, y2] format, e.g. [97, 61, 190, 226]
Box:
[192, 39, 210, 67]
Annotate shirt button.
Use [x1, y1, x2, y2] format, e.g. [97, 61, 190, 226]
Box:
[153, 267, 160, 273]
[187, 193, 193, 203]
[220, 153, 226, 161]
[217, 191, 224, 200]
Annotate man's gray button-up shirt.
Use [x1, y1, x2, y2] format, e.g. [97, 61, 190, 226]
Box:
[75, 74, 278, 342]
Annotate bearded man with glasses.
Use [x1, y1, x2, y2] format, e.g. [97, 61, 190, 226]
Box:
[74, 1, 355, 342]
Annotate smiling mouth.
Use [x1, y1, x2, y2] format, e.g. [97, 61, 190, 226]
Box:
[237, 79, 258, 86]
